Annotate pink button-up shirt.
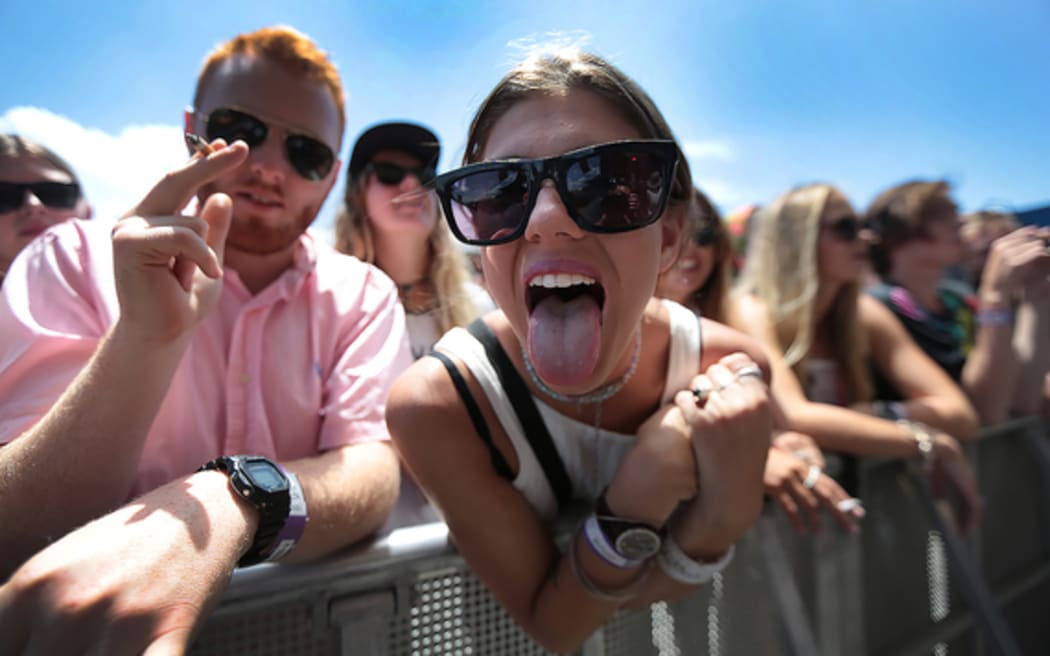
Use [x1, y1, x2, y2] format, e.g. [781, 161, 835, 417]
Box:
[0, 220, 412, 498]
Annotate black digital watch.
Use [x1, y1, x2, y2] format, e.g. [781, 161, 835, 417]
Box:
[199, 455, 292, 567]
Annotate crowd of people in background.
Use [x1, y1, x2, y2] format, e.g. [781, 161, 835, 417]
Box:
[0, 23, 1048, 654]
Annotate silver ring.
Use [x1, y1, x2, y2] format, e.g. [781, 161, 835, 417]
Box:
[802, 465, 821, 489]
[734, 364, 763, 383]
[836, 498, 863, 513]
[692, 379, 714, 405]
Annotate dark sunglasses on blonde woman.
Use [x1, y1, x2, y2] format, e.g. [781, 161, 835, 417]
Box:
[825, 215, 872, 242]
[0, 182, 81, 213]
[429, 139, 680, 246]
[197, 107, 336, 181]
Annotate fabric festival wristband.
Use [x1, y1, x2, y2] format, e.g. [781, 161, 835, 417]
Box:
[265, 471, 308, 562]
[657, 537, 735, 586]
[975, 308, 1014, 326]
[583, 513, 641, 568]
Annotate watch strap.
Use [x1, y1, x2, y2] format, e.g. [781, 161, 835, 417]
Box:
[265, 471, 308, 562]
[584, 512, 641, 568]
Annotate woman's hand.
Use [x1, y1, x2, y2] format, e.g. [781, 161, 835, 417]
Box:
[764, 447, 863, 535]
[772, 430, 827, 469]
[929, 432, 984, 535]
[669, 353, 773, 559]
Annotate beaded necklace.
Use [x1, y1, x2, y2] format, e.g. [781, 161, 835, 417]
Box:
[521, 329, 642, 406]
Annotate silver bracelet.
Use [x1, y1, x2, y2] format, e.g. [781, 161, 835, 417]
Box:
[897, 419, 935, 471]
[656, 536, 735, 586]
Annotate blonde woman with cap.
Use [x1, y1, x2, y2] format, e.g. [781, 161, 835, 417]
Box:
[335, 121, 493, 359]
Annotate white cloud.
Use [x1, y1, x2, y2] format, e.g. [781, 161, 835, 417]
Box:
[1, 106, 187, 225]
[1, 107, 344, 244]
[683, 140, 734, 162]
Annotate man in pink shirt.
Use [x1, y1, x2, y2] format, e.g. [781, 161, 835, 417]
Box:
[0, 27, 412, 653]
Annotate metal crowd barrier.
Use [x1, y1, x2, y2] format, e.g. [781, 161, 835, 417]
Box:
[189, 417, 1050, 655]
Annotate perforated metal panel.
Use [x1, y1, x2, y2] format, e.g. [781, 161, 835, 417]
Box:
[387, 566, 552, 655]
[191, 600, 337, 656]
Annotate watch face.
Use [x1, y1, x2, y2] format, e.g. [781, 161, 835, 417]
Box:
[244, 460, 287, 492]
[615, 528, 662, 560]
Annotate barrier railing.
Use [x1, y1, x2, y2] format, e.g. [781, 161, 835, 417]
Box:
[189, 417, 1050, 655]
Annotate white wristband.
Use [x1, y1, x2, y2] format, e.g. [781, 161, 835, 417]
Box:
[657, 536, 735, 585]
[583, 513, 641, 568]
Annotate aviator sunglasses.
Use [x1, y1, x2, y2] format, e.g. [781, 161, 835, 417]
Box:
[428, 139, 679, 246]
[199, 107, 336, 181]
[367, 161, 436, 186]
[824, 215, 872, 242]
[0, 181, 81, 214]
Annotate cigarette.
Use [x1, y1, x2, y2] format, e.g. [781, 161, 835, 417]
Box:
[184, 132, 214, 156]
[391, 188, 431, 205]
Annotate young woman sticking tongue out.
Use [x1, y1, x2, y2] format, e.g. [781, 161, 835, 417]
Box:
[386, 48, 773, 654]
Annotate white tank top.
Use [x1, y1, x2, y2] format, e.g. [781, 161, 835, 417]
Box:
[432, 299, 702, 520]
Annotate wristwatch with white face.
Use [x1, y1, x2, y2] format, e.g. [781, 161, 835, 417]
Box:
[595, 493, 663, 561]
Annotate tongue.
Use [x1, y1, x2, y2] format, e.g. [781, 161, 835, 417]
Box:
[527, 294, 602, 388]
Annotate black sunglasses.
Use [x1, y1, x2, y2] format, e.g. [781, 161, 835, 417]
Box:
[824, 215, 870, 242]
[694, 216, 721, 247]
[429, 139, 679, 246]
[0, 181, 81, 214]
[201, 107, 336, 181]
[367, 161, 436, 186]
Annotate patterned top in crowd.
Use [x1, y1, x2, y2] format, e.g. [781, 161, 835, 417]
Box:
[0, 25, 411, 654]
[0, 134, 92, 285]
[865, 180, 1050, 425]
[730, 182, 983, 535]
[334, 121, 493, 360]
[386, 47, 775, 653]
[656, 188, 865, 537]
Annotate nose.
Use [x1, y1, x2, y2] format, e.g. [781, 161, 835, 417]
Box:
[523, 181, 585, 242]
[399, 171, 423, 192]
[19, 191, 48, 215]
[247, 130, 289, 185]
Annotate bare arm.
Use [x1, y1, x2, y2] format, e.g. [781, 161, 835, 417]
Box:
[280, 441, 400, 563]
[729, 294, 977, 455]
[386, 337, 764, 654]
[962, 227, 1050, 423]
[0, 146, 248, 575]
[0, 324, 191, 574]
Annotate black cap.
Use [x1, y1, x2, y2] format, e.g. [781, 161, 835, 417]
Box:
[348, 121, 441, 181]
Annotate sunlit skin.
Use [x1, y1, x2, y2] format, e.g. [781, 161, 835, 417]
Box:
[185, 54, 341, 288]
[0, 156, 91, 273]
[364, 149, 438, 241]
[963, 220, 1016, 284]
[478, 89, 680, 396]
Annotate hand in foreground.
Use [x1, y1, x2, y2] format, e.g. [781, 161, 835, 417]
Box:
[928, 432, 984, 536]
[671, 353, 773, 559]
[113, 139, 248, 344]
[0, 472, 254, 656]
[764, 447, 863, 535]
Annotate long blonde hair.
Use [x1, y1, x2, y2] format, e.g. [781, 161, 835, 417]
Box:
[334, 179, 478, 335]
[736, 183, 872, 403]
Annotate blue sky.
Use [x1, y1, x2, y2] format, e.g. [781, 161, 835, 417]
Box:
[1, 0, 1048, 233]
